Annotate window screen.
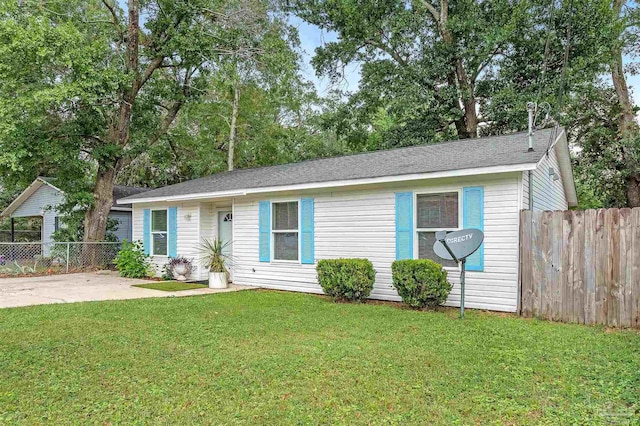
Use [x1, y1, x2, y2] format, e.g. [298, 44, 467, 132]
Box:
[416, 192, 458, 229]
[416, 192, 459, 267]
[151, 210, 168, 256]
[272, 202, 299, 260]
[273, 202, 298, 230]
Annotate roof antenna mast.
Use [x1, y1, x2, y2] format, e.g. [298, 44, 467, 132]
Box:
[526, 102, 536, 152]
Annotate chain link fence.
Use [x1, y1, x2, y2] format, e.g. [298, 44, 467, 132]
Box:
[0, 242, 121, 276]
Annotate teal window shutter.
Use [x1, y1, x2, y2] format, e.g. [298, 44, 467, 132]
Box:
[300, 198, 315, 264]
[463, 186, 484, 271]
[258, 201, 270, 262]
[395, 192, 413, 260]
[168, 207, 178, 258]
[142, 209, 151, 256]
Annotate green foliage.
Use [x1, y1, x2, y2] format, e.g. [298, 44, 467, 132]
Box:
[0, 0, 328, 239]
[316, 258, 376, 302]
[51, 213, 119, 243]
[391, 259, 451, 309]
[564, 84, 635, 208]
[199, 238, 229, 273]
[114, 240, 151, 278]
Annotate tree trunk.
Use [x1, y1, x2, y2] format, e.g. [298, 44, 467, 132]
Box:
[84, 0, 139, 243]
[628, 176, 640, 207]
[84, 166, 117, 242]
[446, 71, 470, 139]
[611, 0, 639, 206]
[227, 77, 240, 172]
[428, 0, 478, 139]
[611, 45, 636, 136]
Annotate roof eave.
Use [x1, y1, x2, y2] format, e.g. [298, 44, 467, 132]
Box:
[118, 163, 537, 205]
[553, 129, 578, 207]
[1, 178, 63, 218]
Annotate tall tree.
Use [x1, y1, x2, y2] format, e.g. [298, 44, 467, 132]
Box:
[608, 0, 640, 206]
[289, 0, 529, 143]
[0, 0, 275, 241]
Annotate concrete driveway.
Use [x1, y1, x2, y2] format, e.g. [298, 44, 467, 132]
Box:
[0, 271, 253, 309]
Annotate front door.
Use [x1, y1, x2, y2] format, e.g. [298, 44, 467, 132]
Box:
[218, 211, 233, 280]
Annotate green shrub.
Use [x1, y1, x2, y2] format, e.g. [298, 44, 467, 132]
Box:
[317, 258, 376, 302]
[391, 259, 451, 309]
[114, 240, 151, 278]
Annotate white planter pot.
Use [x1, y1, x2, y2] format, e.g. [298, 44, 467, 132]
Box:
[209, 272, 228, 289]
[173, 264, 189, 281]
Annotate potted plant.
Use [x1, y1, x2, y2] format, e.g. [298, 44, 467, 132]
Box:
[161, 257, 192, 281]
[199, 238, 231, 289]
[167, 257, 193, 281]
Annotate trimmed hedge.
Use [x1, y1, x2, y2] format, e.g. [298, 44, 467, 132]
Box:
[391, 259, 451, 309]
[317, 258, 376, 302]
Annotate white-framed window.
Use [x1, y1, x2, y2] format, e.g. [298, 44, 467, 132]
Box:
[151, 209, 168, 256]
[272, 201, 299, 261]
[415, 191, 461, 267]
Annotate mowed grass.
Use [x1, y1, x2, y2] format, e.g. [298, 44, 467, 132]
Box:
[132, 281, 208, 291]
[0, 291, 638, 424]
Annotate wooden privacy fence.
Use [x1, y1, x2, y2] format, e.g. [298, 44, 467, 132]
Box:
[519, 208, 640, 328]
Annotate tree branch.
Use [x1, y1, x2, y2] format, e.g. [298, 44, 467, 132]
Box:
[137, 56, 165, 93]
[145, 67, 194, 148]
[418, 0, 441, 23]
[100, 0, 120, 28]
[364, 38, 408, 67]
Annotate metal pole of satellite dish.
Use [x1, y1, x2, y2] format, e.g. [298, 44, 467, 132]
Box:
[460, 258, 466, 319]
[436, 236, 465, 318]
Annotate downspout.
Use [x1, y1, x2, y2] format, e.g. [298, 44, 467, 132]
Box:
[527, 102, 535, 210]
[528, 171, 534, 210]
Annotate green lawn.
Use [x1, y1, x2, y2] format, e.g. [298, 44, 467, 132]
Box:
[132, 281, 208, 291]
[0, 291, 638, 424]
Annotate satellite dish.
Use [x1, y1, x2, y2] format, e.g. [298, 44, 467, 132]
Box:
[433, 228, 484, 320]
[433, 229, 484, 261]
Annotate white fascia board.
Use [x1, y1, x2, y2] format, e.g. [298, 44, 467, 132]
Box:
[1, 177, 66, 218]
[118, 163, 537, 205]
[37, 177, 64, 194]
[1, 179, 45, 217]
[534, 127, 564, 168]
[554, 133, 578, 207]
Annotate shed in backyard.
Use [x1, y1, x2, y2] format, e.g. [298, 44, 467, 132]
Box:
[1, 177, 148, 243]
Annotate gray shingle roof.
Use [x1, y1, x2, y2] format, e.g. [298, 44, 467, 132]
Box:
[119, 128, 560, 202]
[113, 186, 150, 209]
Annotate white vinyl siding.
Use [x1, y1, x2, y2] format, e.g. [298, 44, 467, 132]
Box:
[522, 143, 568, 211]
[135, 173, 522, 311]
[231, 173, 522, 312]
[133, 202, 201, 278]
